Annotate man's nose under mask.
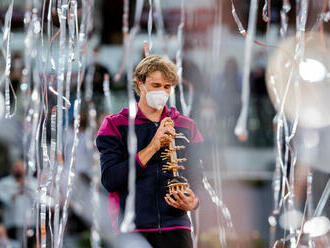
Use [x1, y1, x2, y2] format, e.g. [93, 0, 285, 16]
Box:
[143, 85, 169, 110]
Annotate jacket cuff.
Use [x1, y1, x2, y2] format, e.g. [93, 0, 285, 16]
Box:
[136, 153, 147, 168]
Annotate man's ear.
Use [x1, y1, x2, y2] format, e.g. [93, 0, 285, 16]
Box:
[138, 80, 146, 89]
[137, 80, 144, 95]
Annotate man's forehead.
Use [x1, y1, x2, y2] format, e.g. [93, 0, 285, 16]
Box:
[146, 73, 171, 84]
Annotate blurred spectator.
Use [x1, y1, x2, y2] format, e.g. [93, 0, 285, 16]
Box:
[62, 109, 96, 235]
[0, 223, 19, 248]
[0, 160, 37, 241]
[213, 57, 241, 116]
[199, 96, 217, 142]
[174, 57, 204, 119]
[250, 52, 268, 99]
[10, 52, 23, 93]
[249, 51, 275, 147]
[64, 109, 93, 180]
[80, 46, 112, 120]
[211, 57, 242, 145]
[9, 52, 25, 121]
[0, 142, 10, 178]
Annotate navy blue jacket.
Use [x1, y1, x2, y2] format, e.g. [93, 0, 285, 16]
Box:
[96, 105, 203, 232]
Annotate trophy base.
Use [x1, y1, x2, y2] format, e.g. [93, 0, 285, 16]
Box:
[167, 176, 190, 197]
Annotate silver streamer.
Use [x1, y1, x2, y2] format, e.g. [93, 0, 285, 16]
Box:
[280, 0, 291, 37]
[57, 0, 93, 247]
[202, 171, 236, 247]
[209, 0, 223, 78]
[147, 0, 153, 54]
[114, 0, 130, 82]
[64, 7, 76, 138]
[119, 0, 145, 231]
[234, 0, 258, 140]
[87, 100, 102, 248]
[176, 0, 192, 117]
[9, 0, 94, 246]
[231, 0, 247, 36]
[268, 1, 308, 247]
[314, 178, 330, 218]
[210, 141, 229, 247]
[2, 0, 16, 119]
[120, 28, 138, 232]
[57, 100, 80, 248]
[144, 40, 150, 57]
[262, 0, 270, 22]
[84, 65, 95, 102]
[103, 74, 112, 114]
[154, 0, 168, 55]
[53, 3, 69, 247]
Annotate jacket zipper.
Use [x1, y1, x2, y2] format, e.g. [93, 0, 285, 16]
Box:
[156, 151, 162, 233]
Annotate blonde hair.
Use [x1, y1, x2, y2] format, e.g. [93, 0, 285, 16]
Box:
[133, 55, 178, 96]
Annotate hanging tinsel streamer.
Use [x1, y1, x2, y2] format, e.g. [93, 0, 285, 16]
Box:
[120, 0, 145, 233]
[280, 0, 291, 37]
[114, 0, 130, 82]
[234, 0, 258, 141]
[154, 0, 168, 56]
[103, 74, 112, 114]
[2, 0, 17, 119]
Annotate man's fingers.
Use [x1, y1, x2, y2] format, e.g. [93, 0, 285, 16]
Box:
[164, 134, 174, 142]
[165, 127, 175, 137]
[176, 191, 189, 204]
[185, 188, 195, 198]
[164, 196, 173, 206]
[165, 194, 179, 208]
[165, 190, 198, 211]
[160, 117, 172, 127]
[172, 192, 184, 205]
[160, 133, 174, 147]
[164, 126, 175, 133]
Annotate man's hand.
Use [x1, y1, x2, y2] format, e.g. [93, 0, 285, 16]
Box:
[164, 188, 199, 211]
[150, 117, 175, 152]
[137, 117, 175, 166]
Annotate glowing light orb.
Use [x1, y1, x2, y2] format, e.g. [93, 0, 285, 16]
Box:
[299, 58, 327, 83]
[279, 209, 303, 230]
[266, 32, 330, 128]
[303, 216, 330, 238]
[268, 215, 277, 227]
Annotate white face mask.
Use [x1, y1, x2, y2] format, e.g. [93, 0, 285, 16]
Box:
[142, 85, 169, 110]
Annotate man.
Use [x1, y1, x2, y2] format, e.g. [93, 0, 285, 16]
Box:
[0, 159, 36, 242]
[96, 55, 203, 248]
[0, 223, 20, 248]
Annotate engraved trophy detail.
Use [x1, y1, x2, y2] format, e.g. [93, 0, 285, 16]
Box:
[161, 119, 190, 197]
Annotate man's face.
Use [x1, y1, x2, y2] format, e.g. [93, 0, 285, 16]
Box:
[0, 225, 7, 239]
[139, 71, 172, 97]
[11, 160, 25, 179]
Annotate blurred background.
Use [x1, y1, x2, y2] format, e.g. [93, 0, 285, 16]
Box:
[0, 0, 329, 247]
